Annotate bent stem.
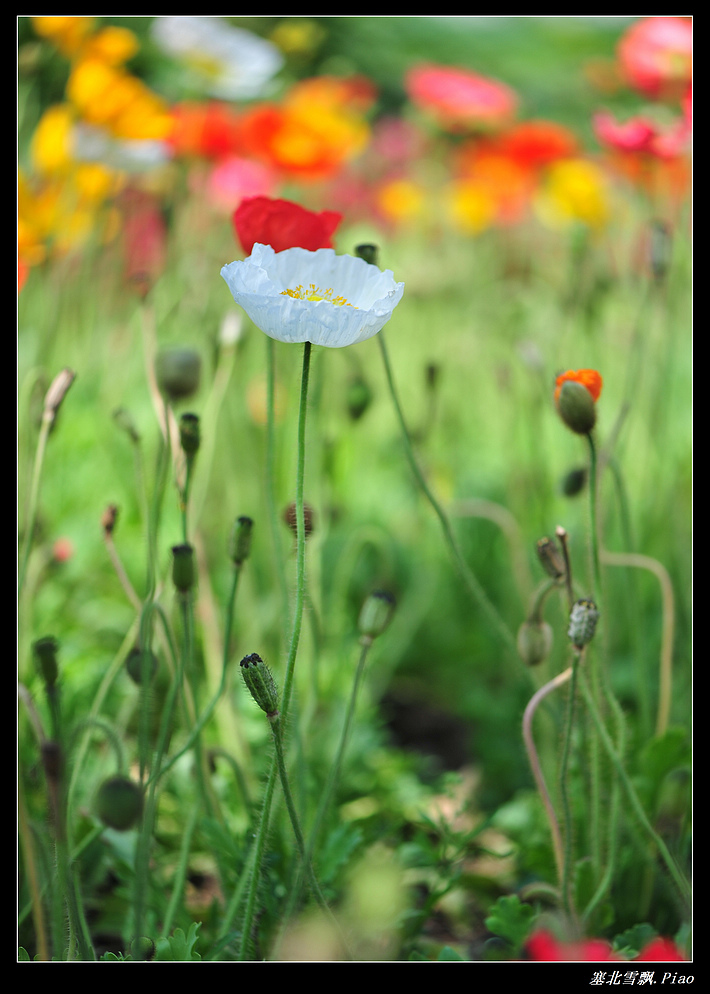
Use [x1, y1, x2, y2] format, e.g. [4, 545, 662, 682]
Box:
[522, 666, 572, 891]
[378, 333, 517, 658]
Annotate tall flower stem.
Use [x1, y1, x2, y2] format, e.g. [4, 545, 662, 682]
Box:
[378, 332, 517, 658]
[238, 341, 312, 960]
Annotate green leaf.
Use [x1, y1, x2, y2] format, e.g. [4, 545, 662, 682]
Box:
[484, 895, 536, 953]
[154, 922, 202, 961]
[437, 945, 467, 960]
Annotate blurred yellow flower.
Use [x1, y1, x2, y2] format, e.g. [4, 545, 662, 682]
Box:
[535, 159, 610, 230]
[32, 16, 95, 57]
[375, 178, 427, 225]
[443, 179, 496, 235]
[31, 104, 75, 176]
[67, 57, 172, 141]
[81, 25, 140, 66]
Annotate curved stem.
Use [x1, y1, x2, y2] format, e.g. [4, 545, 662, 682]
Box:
[522, 667, 572, 887]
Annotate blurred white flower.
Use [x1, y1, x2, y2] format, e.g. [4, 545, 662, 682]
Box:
[221, 244, 405, 348]
[73, 123, 170, 172]
[151, 16, 283, 100]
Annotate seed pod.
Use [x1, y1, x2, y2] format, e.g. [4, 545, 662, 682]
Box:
[229, 516, 254, 565]
[536, 537, 566, 582]
[171, 544, 195, 593]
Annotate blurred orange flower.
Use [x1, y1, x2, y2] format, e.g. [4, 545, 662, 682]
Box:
[406, 63, 517, 133]
[32, 16, 95, 57]
[237, 77, 372, 183]
[554, 369, 603, 405]
[477, 120, 579, 171]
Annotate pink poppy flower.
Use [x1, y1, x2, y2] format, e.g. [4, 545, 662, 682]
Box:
[618, 17, 692, 100]
[405, 63, 517, 132]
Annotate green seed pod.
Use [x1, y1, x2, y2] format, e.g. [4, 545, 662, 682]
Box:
[155, 348, 201, 402]
[171, 544, 195, 593]
[358, 590, 396, 642]
[33, 636, 59, 689]
[517, 619, 553, 666]
[568, 598, 600, 650]
[96, 776, 143, 831]
[229, 516, 254, 565]
[557, 380, 597, 435]
[240, 653, 280, 717]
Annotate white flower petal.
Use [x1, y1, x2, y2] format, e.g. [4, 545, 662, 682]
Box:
[221, 244, 404, 348]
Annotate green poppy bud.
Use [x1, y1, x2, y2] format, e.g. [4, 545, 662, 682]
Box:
[96, 776, 143, 831]
[240, 653, 280, 718]
[355, 243, 380, 267]
[568, 598, 600, 650]
[556, 380, 597, 435]
[229, 516, 254, 565]
[358, 591, 396, 642]
[171, 544, 195, 593]
[517, 619, 553, 666]
[33, 636, 59, 689]
[155, 348, 201, 402]
[126, 646, 158, 685]
[179, 412, 200, 457]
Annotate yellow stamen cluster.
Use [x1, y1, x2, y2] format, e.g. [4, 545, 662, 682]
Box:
[281, 284, 356, 307]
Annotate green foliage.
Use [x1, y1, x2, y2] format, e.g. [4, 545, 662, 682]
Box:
[484, 895, 537, 955]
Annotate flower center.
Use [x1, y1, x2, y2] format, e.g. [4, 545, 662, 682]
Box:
[280, 283, 357, 308]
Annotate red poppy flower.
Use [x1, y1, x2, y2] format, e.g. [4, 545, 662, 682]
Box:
[618, 17, 692, 100]
[232, 195, 342, 255]
[554, 369, 603, 405]
[593, 110, 690, 160]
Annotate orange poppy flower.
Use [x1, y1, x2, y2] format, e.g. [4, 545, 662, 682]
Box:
[554, 369, 603, 405]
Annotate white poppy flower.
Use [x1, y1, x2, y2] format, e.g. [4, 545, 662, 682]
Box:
[151, 16, 283, 101]
[221, 244, 405, 348]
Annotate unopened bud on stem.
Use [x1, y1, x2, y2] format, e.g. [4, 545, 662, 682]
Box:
[240, 653, 280, 718]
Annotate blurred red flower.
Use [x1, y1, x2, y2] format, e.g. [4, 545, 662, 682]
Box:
[233, 195, 342, 255]
[526, 930, 686, 962]
[405, 63, 517, 132]
[526, 930, 620, 962]
[594, 110, 690, 159]
[554, 369, 603, 405]
[119, 186, 167, 296]
[635, 938, 687, 961]
[168, 101, 242, 158]
[477, 120, 580, 170]
[618, 16, 692, 100]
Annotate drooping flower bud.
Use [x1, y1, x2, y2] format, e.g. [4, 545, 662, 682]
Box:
[358, 590, 396, 643]
[517, 619, 553, 666]
[95, 775, 143, 831]
[171, 543, 195, 593]
[568, 598, 600, 650]
[229, 515, 254, 565]
[155, 348, 201, 402]
[239, 653, 280, 718]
